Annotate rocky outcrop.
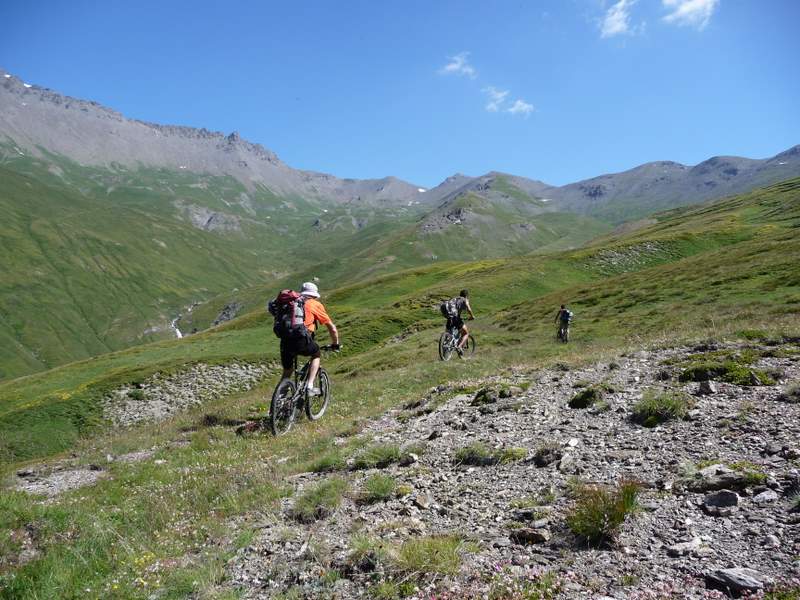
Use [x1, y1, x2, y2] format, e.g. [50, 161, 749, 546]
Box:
[103, 362, 272, 426]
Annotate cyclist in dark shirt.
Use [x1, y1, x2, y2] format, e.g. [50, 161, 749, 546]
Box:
[445, 289, 475, 351]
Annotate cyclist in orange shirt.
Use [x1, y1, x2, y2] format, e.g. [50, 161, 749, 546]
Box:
[279, 282, 340, 396]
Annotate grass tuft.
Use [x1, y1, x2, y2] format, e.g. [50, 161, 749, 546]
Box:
[393, 535, 463, 577]
[360, 473, 396, 504]
[454, 443, 526, 466]
[568, 386, 603, 409]
[290, 478, 348, 523]
[631, 389, 694, 427]
[352, 444, 403, 470]
[566, 480, 640, 546]
[308, 449, 347, 473]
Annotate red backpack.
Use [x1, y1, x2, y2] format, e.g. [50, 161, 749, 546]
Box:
[267, 290, 308, 339]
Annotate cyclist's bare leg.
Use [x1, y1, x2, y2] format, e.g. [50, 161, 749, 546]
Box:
[457, 324, 469, 349]
[281, 367, 294, 380]
[306, 353, 322, 389]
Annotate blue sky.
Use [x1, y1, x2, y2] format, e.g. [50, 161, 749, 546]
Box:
[2, 0, 798, 187]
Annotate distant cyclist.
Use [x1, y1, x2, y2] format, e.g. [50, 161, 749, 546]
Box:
[554, 304, 573, 342]
[270, 282, 340, 396]
[440, 289, 475, 352]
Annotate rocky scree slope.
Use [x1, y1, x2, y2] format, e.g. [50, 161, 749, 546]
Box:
[227, 340, 800, 598]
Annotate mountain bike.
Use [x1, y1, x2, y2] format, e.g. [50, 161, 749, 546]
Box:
[269, 345, 336, 435]
[439, 327, 475, 361]
[556, 322, 570, 343]
[236, 345, 335, 436]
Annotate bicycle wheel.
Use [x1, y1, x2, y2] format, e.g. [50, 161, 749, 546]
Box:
[305, 369, 331, 421]
[563, 327, 569, 343]
[270, 379, 297, 436]
[439, 332, 454, 361]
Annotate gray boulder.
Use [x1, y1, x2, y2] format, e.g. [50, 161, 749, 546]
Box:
[705, 567, 773, 597]
[702, 489, 740, 517]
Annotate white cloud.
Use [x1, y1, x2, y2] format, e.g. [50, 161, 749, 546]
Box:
[507, 99, 535, 117]
[483, 86, 509, 112]
[662, 0, 719, 29]
[439, 51, 477, 79]
[600, 0, 638, 38]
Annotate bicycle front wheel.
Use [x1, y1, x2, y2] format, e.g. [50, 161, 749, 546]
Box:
[270, 379, 297, 436]
[305, 369, 331, 421]
[461, 335, 476, 357]
[439, 332, 454, 361]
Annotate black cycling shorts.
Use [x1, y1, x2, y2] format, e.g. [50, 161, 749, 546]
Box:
[280, 334, 320, 370]
[446, 316, 465, 331]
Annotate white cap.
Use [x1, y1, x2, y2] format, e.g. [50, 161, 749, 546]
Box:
[300, 282, 320, 298]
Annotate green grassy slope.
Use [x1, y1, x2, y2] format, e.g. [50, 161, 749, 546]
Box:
[0, 148, 426, 380]
[0, 150, 617, 380]
[1, 178, 798, 466]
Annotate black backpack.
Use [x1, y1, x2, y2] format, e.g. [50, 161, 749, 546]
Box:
[268, 290, 308, 339]
[439, 297, 459, 319]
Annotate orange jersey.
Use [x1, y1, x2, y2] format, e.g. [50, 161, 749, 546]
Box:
[303, 298, 332, 332]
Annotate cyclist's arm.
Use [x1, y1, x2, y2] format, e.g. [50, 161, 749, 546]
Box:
[465, 299, 475, 319]
[325, 322, 339, 346]
[554, 310, 561, 323]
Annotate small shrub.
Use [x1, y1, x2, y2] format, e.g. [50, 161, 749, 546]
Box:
[738, 328, 768, 341]
[369, 581, 415, 599]
[348, 534, 390, 573]
[128, 388, 146, 401]
[569, 386, 602, 409]
[572, 379, 590, 389]
[394, 535, 463, 576]
[454, 443, 526, 466]
[353, 444, 403, 470]
[778, 384, 800, 404]
[454, 443, 495, 466]
[497, 447, 527, 463]
[487, 566, 564, 600]
[291, 478, 347, 523]
[728, 461, 768, 486]
[471, 387, 499, 406]
[631, 389, 694, 427]
[532, 442, 563, 467]
[396, 484, 413, 497]
[566, 480, 640, 546]
[679, 359, 775, 386]
[360, 474, 396, 504]
[608, 362, 620, 371]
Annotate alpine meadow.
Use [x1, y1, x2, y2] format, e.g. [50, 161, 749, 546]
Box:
[1, 2, 800, 598]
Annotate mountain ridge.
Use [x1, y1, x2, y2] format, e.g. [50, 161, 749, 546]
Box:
[3, 67, 798, 218]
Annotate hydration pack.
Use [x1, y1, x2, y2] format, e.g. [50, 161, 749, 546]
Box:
[268, 290, 308, 339]
[561, 309, 574, 323]
[439, 298, 459, 319]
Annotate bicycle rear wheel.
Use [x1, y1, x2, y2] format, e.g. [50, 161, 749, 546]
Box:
[305, 369, 331, 421]
[270, 379, 297, 436]
[439, 332, 454, 361]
